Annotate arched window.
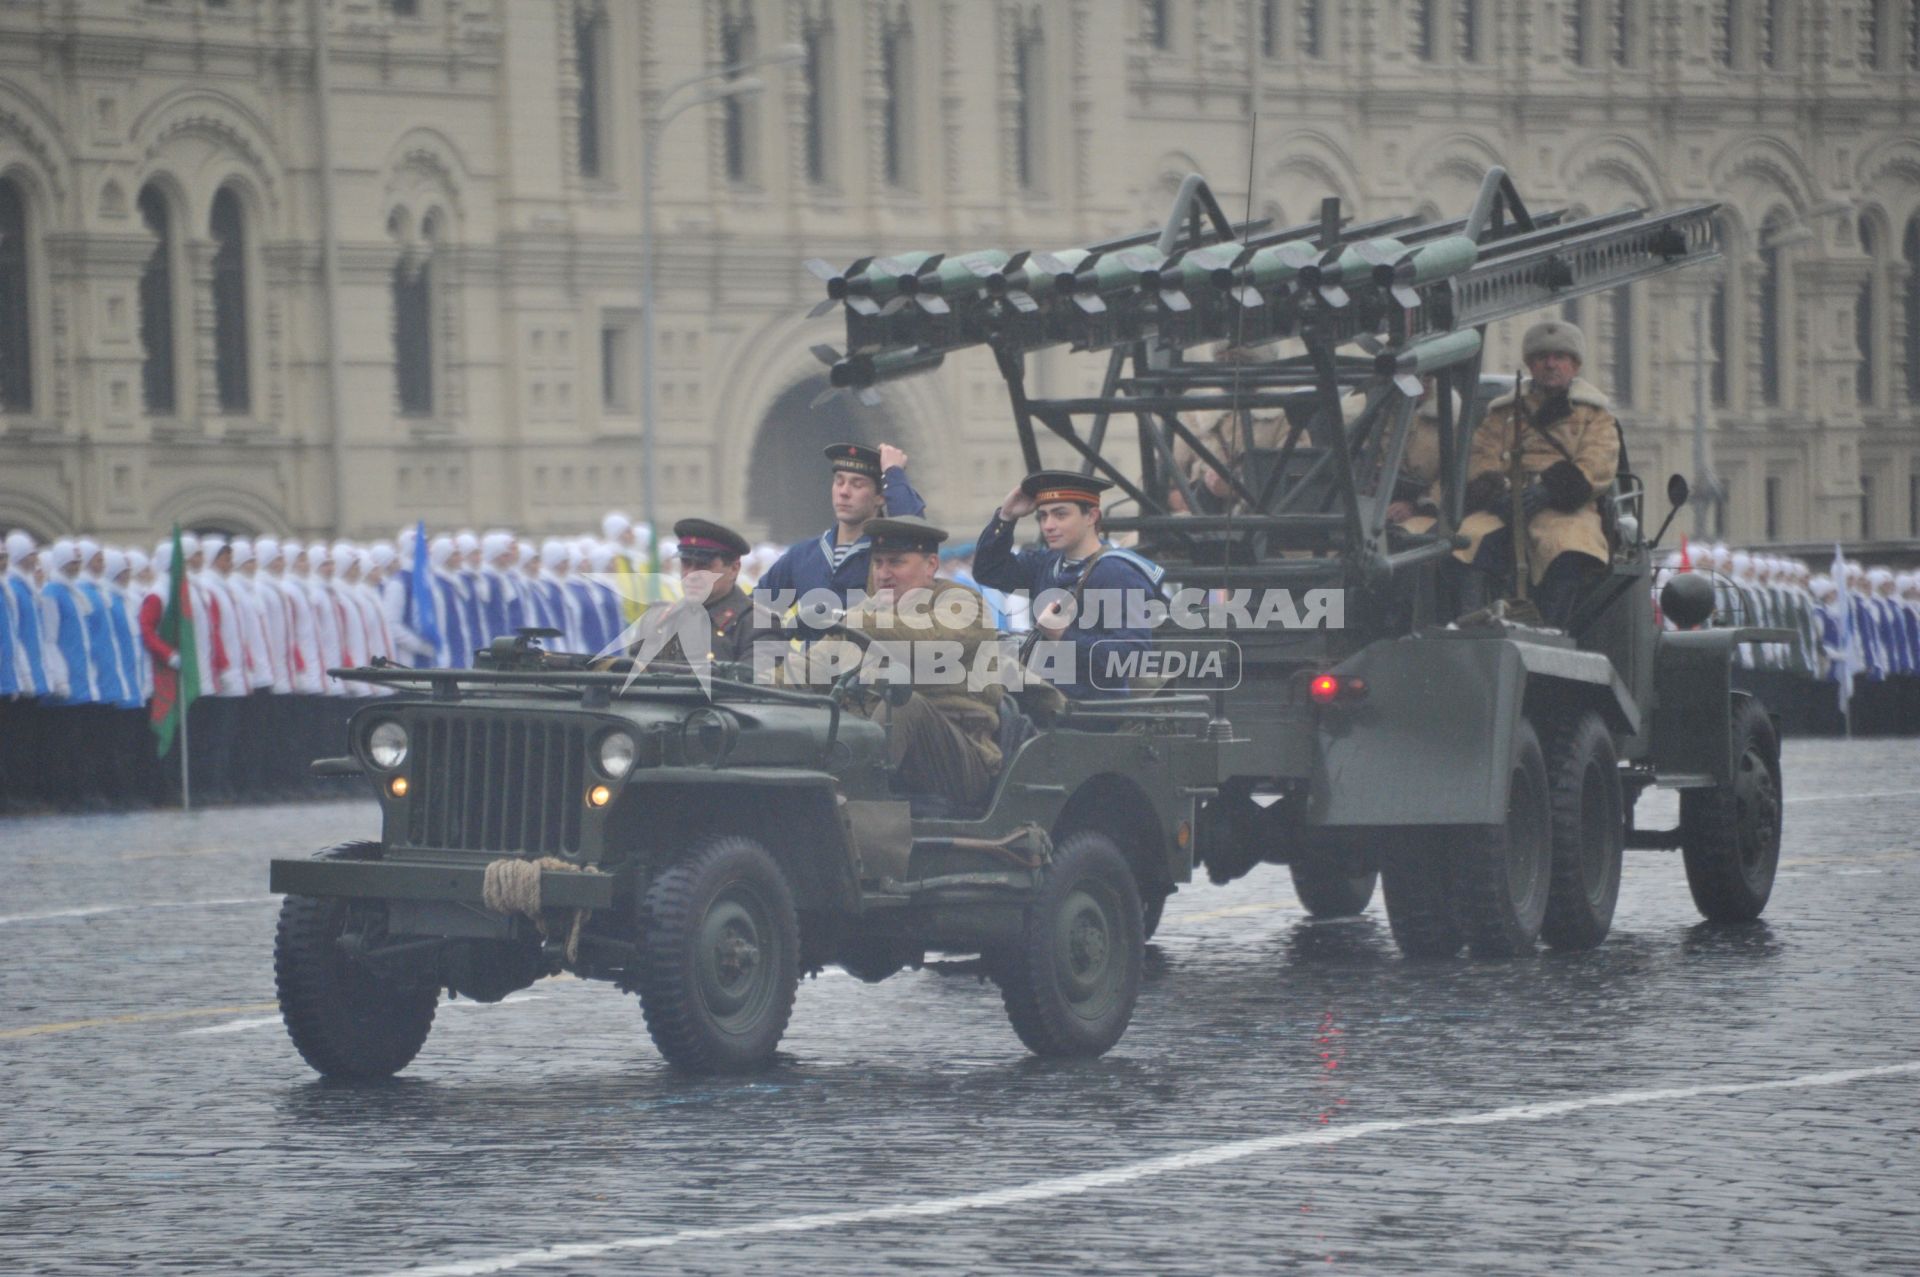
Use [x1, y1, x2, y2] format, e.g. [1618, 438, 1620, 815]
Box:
[1760, 0, 1780, 67]
[137, 185, 178, 414]
[1712, 0, 1733, 66]
[720, 3, 757, 183]
[0, 176, 33, 412]
[1903, 215, 1920, 404]
[1709, 272, 1730, 407]
[1298, 0, 1322, 58]
[576, 2, 607, 180]
[1758, 209, 1788, 408]
[1857, 216, 1879, 406]
[1013, 14, 1044, 192]
[880, 12, 913, 188]
[392, 213, 435, 417]
[1611, 283, 1634, 405]
[1569, 0, 1591, 65]
[1414, 0, 1437, 61]
[209, 187, 251, 414]
[1457, 0, 1480, 62]
[1610, 0, 1632, 66]
[1141, 0, 1169, 50]
[802, 16, 833, 185]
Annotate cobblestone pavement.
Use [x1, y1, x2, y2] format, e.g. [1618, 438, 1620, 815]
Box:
[3, 738, 1918, 1276]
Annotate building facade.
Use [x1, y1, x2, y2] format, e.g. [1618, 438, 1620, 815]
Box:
[1, 0, 1917, 546]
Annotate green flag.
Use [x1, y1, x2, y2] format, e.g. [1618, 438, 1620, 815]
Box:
[150, 523, 200, 757]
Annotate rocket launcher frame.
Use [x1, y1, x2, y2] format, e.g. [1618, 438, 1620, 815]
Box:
[799, 169, 1721, 588]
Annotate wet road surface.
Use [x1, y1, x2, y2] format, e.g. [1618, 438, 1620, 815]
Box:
[4, 738, 1919, 1275]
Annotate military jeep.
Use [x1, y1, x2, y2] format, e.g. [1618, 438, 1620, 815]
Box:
[269, 637, 1241, 1078]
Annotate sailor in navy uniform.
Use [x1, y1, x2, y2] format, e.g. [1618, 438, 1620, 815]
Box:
[973, 470, 1165, 700]
[750, 442, 926, 639]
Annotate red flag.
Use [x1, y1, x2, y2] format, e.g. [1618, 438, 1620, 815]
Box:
[1678, 535, 1691, 572]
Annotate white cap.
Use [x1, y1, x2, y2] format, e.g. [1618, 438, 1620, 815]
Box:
[602, 512, 631, 540]
[201, 533, 228, 556]
[1868, 567, 1894, 589]
[231, 539, 256, 567]
[482, 530, 515, 561]
[256, 535, 281, 564]
[127, 549, 150, 575]
[429, 535, 455, 568]
[5, 530, 34, 561]
[153, 542, 174, 574]
[46, 539, 79, 572]
[103, 549, 128, 580]
[77, 537, 102, 564]
[180, 532, 202, 557]
[1809, 575, 1835, 599]
[369, 543, 397, 570]
[539, 538, 567, 570]
[455, 531, 480, 556]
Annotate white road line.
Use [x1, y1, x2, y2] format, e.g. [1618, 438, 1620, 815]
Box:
[1784, 789, 1920, 804]
[179, 992, 550, 1036]
[0, 896, 276, 927]
[376, 1059, 1920, 1277]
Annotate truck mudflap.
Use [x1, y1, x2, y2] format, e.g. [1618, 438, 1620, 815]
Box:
[1306, 633, 1638, 828]
[269, 857, 618, 911]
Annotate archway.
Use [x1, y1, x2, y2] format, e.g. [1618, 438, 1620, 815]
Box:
[746, 377, 895, 543]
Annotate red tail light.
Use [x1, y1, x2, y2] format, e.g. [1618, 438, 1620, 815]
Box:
[1307, 674, 1368, 705]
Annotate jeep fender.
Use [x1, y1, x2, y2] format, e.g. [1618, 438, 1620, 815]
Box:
[1649, 628, 1780, 788]
[605, 771, 861, 913]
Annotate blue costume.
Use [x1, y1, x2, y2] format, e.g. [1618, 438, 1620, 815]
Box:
[567, 579, 608, 657]
[0, 576, 18, 697]
[104, 587, 145, 709]
[6, 572, 51, 696]
[76, 580, 129, 707]
[41, 577, 97, 705]
[431, 571, 471, 667]
[750, 454, 925, 638]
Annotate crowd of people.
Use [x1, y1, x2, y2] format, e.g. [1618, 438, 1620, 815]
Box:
[0, 519, 793, 812]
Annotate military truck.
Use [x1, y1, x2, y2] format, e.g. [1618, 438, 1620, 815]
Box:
[270, 638, 1243, 1078]
[269, 169, 1781, 1079]
[800, 166, 1783, 959]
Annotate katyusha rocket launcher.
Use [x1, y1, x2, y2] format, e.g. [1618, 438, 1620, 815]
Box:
[801, 185, 1722, 398]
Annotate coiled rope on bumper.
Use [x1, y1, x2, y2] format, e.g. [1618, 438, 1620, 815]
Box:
[482, 857, 599, 964]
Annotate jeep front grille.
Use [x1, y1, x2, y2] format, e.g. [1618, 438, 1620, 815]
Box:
[406, 715, 587, 855]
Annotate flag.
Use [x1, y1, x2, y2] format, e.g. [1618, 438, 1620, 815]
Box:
[150, 524, 200, 756]
[408, 520, 442, 656]
[1678, 535, 1691, 572]
[1828, 543, 1856, 719]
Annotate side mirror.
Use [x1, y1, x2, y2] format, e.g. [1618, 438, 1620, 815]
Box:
[1667, 473, 1690, 508]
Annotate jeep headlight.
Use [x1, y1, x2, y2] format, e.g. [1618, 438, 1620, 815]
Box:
[597, 730, 637, 779]
[681, 708, 736, 766]
[367, 720, 409, 770]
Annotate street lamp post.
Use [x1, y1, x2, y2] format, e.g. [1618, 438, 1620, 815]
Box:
[639, 44, 803, 574]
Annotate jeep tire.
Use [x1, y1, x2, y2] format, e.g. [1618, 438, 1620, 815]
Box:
[637, 834, 800, 1073]
[996, 830, 1144, 1058]
[275, 841, 438, 1079]
[1289, 863, 1379, 918]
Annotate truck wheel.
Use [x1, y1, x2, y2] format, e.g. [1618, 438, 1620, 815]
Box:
[274, 841, 438, 1080]
[637, 834, 800, 1073]
[1448, 720, 1552, 957]
[1540, 712, 1624, 951]
[997, 831, 1144, 1058]
[1289, 863, 1379, 918]
[1681, 698, 1782, 923]
[1382, 843, 1462, 959]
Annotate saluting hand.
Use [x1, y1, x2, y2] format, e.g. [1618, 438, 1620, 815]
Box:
[999, 486, 1037, 520]
[879, 443, 908, 472]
